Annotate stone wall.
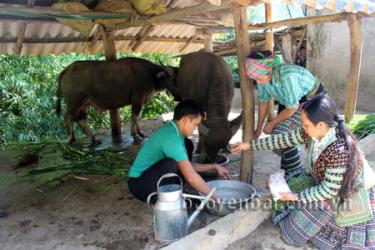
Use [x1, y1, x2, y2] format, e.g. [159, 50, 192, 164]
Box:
[307, 11, 375, 112]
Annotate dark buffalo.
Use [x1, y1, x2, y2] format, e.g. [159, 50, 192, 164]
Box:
[169, 51, 242, 162]
[56, 57, 174, 144]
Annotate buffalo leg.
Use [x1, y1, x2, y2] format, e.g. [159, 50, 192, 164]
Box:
[77, 106, 100, 145]
[110, 109, 122, 144]
[131, 104, 143, 144]
[78, 119, 100, 145]
[65, 113, 76, 144]
[196, 135, 205, 154]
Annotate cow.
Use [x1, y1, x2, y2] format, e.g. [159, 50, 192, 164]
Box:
[167, 51, 243, 162]
[56, 57, 174, 145]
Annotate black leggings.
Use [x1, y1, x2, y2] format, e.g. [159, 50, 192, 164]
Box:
[127, 138, 194, 202]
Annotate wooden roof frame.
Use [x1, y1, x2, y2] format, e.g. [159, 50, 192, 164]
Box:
[0, 0, 373, 183]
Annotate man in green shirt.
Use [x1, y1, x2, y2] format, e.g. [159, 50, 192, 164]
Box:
[128, 99, 230, 202]
[245, 50, 325, 178]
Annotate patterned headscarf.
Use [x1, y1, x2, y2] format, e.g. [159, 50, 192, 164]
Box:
[245, 53, 280, 79]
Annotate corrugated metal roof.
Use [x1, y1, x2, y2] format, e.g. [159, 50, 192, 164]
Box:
[0, 0, 374, 56]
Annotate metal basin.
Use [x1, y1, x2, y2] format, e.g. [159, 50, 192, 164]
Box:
[200, 180, 257, 216]
[191, 153, 229, 166]
[191, 153, 229, 179]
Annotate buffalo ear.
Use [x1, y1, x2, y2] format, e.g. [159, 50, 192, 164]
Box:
[156, 71, 167, 78]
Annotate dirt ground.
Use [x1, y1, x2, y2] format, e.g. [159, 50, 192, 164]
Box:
[0, 109, 315, 250]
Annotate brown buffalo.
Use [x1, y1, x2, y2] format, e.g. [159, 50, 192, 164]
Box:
[168, 51, 243, 162]
[56, 57, 174, 144]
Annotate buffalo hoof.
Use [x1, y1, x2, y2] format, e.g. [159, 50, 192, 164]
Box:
[133, 134, 143, 145]
[112, 137, 123, 144]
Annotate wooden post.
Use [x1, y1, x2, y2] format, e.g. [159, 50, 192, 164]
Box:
[264, 2, 275, 121]
[204, 31, 213, 52]
[344, 14, 363, 122]
[13, 0, 34, 55]
[99, 25, 116, 61]
[280, 33, 293, 63]
[233, 1, 254, 184]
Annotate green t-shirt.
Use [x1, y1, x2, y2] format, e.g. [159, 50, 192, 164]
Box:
[128, 120, 189, 178]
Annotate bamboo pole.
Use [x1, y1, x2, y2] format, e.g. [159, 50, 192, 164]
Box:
[344, 14, 363, 122]
[233, 1, 254, 184]
[264, 2, 275, 122]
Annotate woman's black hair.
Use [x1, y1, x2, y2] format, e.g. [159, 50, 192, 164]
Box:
[247, 50, 273, 59]
[301, 94, 362, 205]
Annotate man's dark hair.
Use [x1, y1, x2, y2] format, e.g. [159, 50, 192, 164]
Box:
[173, 99, 204, 120]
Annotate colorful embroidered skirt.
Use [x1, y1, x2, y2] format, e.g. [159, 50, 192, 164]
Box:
[276, 176, 375, 249]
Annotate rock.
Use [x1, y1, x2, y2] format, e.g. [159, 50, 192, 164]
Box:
[359, 134, 375, 163]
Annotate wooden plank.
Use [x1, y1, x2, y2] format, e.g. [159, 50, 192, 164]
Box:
[14, 0, 34, 55]
[265, 2, 275, 122]
[0, 0, 52, 6]
[344, 14, 363, 122]
[0, 36, 207, 44]
[233, 2, 254, 184]
[0, 15, 57, 22]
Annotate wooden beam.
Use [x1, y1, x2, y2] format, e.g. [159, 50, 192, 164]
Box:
[0, 36, 207, 44]
[233, 2, 254, 184]
[107, 0, 232, 31]
[130, 25, 154, 52]
[0, 6, 133, 20]
[248, 12, 375, 31]
[99, 25, 116, 61]
[264, 3, 273, 51]
[292, 27, 307, 64]
[344, 14, 363, 122]
[0, 0, 52, 7]
[204, 31, 213, 52]
[14, 0, 34, 55]
[280, 33, 293, 63]
[264, 2, 275, 122]
[0, 15, 57, 22]
[179, 36, 196, 52]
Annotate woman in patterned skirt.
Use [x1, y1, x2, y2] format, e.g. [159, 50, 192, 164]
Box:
[245, 51, 325, 178]
[232, 94, 375, 249]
